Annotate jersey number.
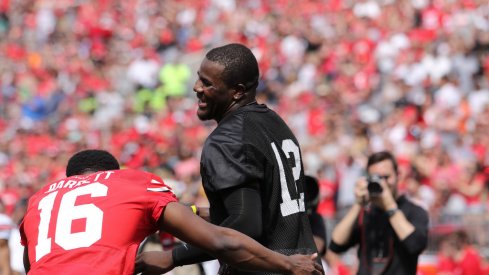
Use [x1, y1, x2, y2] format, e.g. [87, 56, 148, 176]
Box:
[35, 183, 108, 261]
[271, 140, 305, 217]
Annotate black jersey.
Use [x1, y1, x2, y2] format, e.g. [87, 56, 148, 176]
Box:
[200, 102, 318, 274]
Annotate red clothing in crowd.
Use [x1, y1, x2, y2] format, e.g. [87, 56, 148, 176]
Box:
[437, 246, 483, 275]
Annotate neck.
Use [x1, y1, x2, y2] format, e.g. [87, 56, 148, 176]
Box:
[216, 98, 256, 123]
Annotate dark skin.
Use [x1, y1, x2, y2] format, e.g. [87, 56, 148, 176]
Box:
[135, 202, 323, 275]
[194, 58, 255, 123]
[137, 58, 324, 274]
[23, 202, 321, 275]
[193, 57, 256, 221]
[23, 178, 322, 275]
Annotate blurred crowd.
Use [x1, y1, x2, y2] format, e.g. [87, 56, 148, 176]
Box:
[1, 0, 489, 271]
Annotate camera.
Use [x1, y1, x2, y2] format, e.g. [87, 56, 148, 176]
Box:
[367, 175, 383, 196]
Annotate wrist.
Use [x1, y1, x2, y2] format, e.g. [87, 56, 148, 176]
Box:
[386, 207, 399, 218]
[171, 247, 180, 267]
[283, 256, 294, 274]
[355, 196, 367, 206]
[384, 201, 398, 211]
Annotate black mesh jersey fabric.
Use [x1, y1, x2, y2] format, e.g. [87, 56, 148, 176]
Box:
[200, 103, 319, 274]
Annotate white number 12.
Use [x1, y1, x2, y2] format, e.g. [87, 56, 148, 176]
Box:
[35, 182, 108, 261]
[271, 139, 305, 217]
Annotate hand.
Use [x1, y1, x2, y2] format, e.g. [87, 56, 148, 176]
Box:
[287, 253, 324, 275]
[134, 251, 174, 275]
[372, 178, 397, 211]
[354, 177, 369, 206]
[197, 206, 211, 222]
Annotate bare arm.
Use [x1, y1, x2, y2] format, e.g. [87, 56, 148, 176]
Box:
[0, 239, 12, 275]
[456, 176, 484, 198]
[136, 202, 322, 275]
[375, 180, 415, 240]
[330, 203, 362, 245]
[330, 178, 367, 245]
[386, 209, 415, 240]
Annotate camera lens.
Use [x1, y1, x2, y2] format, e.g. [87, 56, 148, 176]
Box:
[367, 175, 383, 196]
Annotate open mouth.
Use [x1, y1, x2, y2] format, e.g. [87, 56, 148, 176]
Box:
[198, 98, 207, 108]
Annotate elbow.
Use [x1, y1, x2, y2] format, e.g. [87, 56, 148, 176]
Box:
[211, 227, 244, 255]
[402, 231, 428, 255]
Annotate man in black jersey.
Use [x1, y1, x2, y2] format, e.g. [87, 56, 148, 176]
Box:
[137, 43, 321, 274]
[327, 151, 429, 275]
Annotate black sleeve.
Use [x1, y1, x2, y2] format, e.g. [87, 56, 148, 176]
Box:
[172, 243, 214, 266]
[172, 186, 263, 266]
[328, 215, 361, 254]
[201, 123, 265, 192]
[218, 186, 263, 238]
[399, 205, 429, 255]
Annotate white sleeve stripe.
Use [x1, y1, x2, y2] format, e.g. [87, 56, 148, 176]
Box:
[151, 179, 163, 185]
[147, 187, 171, 192]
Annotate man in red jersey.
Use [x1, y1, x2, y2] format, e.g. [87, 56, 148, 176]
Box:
[20, 149, 322, 275]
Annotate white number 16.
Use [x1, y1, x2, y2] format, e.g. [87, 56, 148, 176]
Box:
[35, 182, 107, 261]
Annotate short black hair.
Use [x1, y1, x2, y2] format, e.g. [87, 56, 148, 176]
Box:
[205, 43, 259, 90]
[66, 149, 120, 177]
[367, 151, 398, 174]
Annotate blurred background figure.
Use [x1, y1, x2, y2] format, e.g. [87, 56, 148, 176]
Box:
[437, 229, 486, 275]
[0, 200, 14, 275]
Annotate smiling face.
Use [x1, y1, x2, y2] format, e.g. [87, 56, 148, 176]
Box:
[193, 58, 236, 122]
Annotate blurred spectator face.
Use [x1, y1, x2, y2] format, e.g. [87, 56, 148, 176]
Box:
[439, 236, 458, 259]
[193, 58, 233, 122]
[367, 158, 399, 198]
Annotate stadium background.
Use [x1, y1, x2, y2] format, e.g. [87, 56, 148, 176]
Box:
[1, 0, 489, 274]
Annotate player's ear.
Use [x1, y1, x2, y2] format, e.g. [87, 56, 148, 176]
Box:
[233, 84, 246, 101]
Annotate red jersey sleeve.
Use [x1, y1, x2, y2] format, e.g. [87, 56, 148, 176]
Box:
[144, 173, 178, 226]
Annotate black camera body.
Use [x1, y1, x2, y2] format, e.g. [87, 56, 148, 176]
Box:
[367, 175, 383, 196]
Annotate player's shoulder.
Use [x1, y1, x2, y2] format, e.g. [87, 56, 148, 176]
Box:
[207, 115, 244, 145]
[209, 104, 271, 143]
[115, 168, 152, 178]
[116, 169, 165, 185]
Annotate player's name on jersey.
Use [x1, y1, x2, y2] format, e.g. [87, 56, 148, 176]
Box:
[45, 171, 115, 193]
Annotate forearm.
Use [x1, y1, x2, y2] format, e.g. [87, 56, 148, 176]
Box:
[457, 183, 483, 197]
[173, 187, 262, 266]
[388, 210, 415, 240]
[389, 207, 429, 254]
[214, 226, 291, 273]
[0, 242, 11, 275]
[331, 204, 361, 245]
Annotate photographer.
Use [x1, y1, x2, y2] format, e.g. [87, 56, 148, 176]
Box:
[327, 151, 429, 275]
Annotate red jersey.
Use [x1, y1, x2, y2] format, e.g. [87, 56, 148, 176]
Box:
[20, 169, 177, 275]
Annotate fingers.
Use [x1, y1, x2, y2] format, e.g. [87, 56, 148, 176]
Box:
[309, 253, 318, 260]
[314, 262, 324, 274]
[355, 177, 369, 205]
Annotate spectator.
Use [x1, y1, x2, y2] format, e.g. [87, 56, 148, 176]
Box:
[437, 230, 483, 275]
[0, 200, 13, 275]
[328, 151, 429, 275]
